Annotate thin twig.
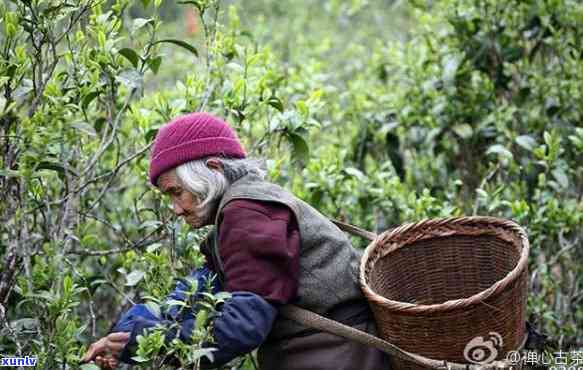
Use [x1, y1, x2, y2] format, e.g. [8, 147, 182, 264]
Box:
[63, 257, 98, 337]
[25, 143, 153, 214]
[104, 273, 135, 306]
[78, 209, 131, 246]
[54, 1, 98, 44]
[28, 28, 60, 117]
[548, 232, 579, 266]
[472, 164, 500, 215]
[81, 87, 137, 177]
[68, 226, 165, 256]
[78, 142, 153, 194]
[0, 303, 24, 356]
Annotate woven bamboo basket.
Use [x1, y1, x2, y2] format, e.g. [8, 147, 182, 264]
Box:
[360, 217, 529, 369]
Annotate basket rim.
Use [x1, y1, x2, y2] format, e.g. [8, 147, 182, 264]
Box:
[359, 216, 530, 314]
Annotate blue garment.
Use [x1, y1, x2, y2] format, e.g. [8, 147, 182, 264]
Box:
[110, 267, 277, 368]
[111, 304, 166, 364]
[163, 266, 220, 321]
[200, 291, 277, 368]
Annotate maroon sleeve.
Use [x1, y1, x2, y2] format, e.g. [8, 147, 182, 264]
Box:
[217, 199, 300, 305]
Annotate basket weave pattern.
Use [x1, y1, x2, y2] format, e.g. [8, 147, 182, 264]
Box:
[360, 217, 529, 369]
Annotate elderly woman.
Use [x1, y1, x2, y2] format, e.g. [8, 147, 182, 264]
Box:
[82, 112, 389, 369]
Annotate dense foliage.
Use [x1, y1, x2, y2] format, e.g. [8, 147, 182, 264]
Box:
[1, 0, 581, 368]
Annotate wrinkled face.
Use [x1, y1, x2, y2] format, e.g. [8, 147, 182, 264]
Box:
[157, 170, 209, 228]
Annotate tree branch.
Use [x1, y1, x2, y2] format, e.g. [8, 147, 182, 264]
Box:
[67, 226, 165, 256]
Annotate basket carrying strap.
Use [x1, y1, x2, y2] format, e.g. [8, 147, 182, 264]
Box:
[279, 304, 517, 370]
[279, 305, 449, 369]
[329, 218, 378, 241]
[278, 219, 516, 369]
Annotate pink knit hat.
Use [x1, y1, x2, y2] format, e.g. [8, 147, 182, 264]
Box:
[149, 112, 246, 186]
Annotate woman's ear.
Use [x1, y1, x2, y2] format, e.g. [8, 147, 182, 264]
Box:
[206, 157, 224, 172]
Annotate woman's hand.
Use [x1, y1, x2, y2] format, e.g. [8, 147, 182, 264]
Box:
[82, 332, 130, 368]
[94, 355, 119, 369]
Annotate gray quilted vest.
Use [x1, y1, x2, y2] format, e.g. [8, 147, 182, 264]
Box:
[207, 173, 364, 341]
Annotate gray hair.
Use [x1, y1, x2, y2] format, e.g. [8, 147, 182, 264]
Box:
[175, 157, 267, 217]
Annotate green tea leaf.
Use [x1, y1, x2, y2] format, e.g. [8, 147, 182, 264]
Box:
[0, 169, 22, 178]
[152, 39, 198, 57]
[145, 301, 161, 318]
[132, 18, 154, 33]
[131, 355, 149, 363]
[344, 167, 366, 181]
[119, 48, 140, 68]
[36, 161, 79, 177]
[268, 96, 284, 112]
[147, 56, 162, 74]
[486, 144, 513, 160]
[115, 70, 143, 90]
[126, 270, 145, 287]
[80, 364, 101, 370]
[81, 91, 99, 110]
[515, 135, 537, 151]
[287, 132, 309, 163]
[146, 242, 162, 253]
[190, 348, 216, 362]
[551, 168, 568, 188]
[453, 124, 473, 139]
[70, 121, 97, 136]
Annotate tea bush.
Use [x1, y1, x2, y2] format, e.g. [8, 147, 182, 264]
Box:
[0, 0, 581, 368]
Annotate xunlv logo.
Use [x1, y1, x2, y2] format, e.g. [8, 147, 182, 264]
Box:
[0, 356, 38, 367]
